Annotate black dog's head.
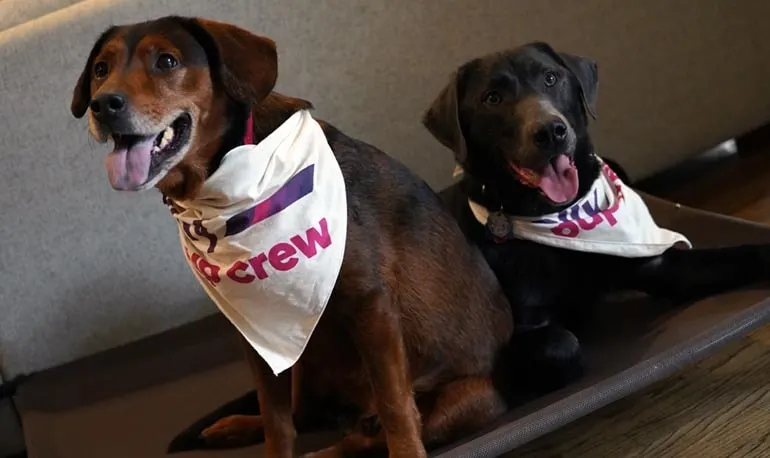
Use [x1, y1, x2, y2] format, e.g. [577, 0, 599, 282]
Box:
[424, 42, 601, 215]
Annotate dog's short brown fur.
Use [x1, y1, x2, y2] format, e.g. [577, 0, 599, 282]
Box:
[71, 16, 515, 457]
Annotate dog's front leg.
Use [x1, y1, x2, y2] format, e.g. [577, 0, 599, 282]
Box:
[631, 245, 770, 299]
[242, 338, 296, 458]
[356, 291, 425, 457]
[305, 290, 425, 458]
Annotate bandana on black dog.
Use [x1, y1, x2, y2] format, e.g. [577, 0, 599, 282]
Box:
[458, 160, 691, 257]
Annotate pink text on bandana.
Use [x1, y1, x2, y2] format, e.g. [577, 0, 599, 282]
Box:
[184, 217, 333, 287]
[534, 163, 625, 239]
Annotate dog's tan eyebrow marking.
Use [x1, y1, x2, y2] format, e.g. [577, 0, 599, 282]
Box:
[137, 35, 178, 54]
[93, 38, 127, 69]
[96, 43, 120, 59]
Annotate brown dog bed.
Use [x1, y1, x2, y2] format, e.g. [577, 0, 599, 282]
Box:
[13, 193, 770, 458]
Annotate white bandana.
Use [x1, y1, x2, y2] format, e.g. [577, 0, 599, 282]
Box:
[165, 110, 347, 375]
[466, 160, 691, 257]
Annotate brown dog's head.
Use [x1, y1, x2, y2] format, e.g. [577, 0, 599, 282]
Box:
[71, 16, 277, 198]
[424, 42, 599, 212]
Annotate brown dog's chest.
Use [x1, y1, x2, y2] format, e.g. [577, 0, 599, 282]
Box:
[298, 315, 373, 408]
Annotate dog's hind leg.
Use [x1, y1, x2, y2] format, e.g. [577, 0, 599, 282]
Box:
[419, 376, 508, 448]
[301, 377, 507, 458]
[166, 390, 261, 452]
[199, 414, 266, 449]
[630, 245, 770, 299]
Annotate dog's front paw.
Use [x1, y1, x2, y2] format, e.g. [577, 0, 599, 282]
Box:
[199, 414, 264, 448]
[511, 324, 583, 394]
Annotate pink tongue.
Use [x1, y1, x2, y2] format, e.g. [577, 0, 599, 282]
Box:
[538, 154, 579, 204]
[105, 136, 155, 190]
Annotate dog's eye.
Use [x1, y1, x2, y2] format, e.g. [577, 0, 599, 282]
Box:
[93, 61, 109, 79]
[544, 71, 559, 87]
[156, 53, 179, 71]
[483, 91, 502, 105]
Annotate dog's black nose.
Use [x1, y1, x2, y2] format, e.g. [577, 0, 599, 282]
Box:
[89, 93, 127, 120]
[533, 120, 568, 149]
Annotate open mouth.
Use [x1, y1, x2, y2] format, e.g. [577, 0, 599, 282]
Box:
[510, 154, 579, 205]
[105, 113, 192, 191]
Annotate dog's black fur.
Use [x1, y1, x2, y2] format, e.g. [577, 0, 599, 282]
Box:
[426, 42, 770, 393]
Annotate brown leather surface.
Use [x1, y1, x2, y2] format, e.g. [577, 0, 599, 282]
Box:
[15, 195, 770, 457]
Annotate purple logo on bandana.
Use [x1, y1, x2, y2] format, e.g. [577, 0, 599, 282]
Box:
[162, 164, 316, 254]
[224, 164, 316, 237]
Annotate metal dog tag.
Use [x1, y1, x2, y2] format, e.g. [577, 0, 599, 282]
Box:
[486, 211, 513, 243]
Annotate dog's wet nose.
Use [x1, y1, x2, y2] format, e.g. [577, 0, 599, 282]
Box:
[89, 93, 127, 120]
[533, 120, 568, 149]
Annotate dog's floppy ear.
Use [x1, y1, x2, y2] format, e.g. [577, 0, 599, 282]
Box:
[70, 26, 118, 118]
[177, 17, 278, 105]
[558, 51, 598, 119]
[532, 42, 598, 119]
[422, 66, 470, 164]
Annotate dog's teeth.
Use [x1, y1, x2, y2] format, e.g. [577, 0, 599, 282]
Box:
[159, 127, 174, 149]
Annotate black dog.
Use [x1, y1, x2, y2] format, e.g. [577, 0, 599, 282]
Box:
[424, 42, 770, 393]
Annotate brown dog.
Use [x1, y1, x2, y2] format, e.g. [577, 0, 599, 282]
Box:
[71, 16, 515, 457]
